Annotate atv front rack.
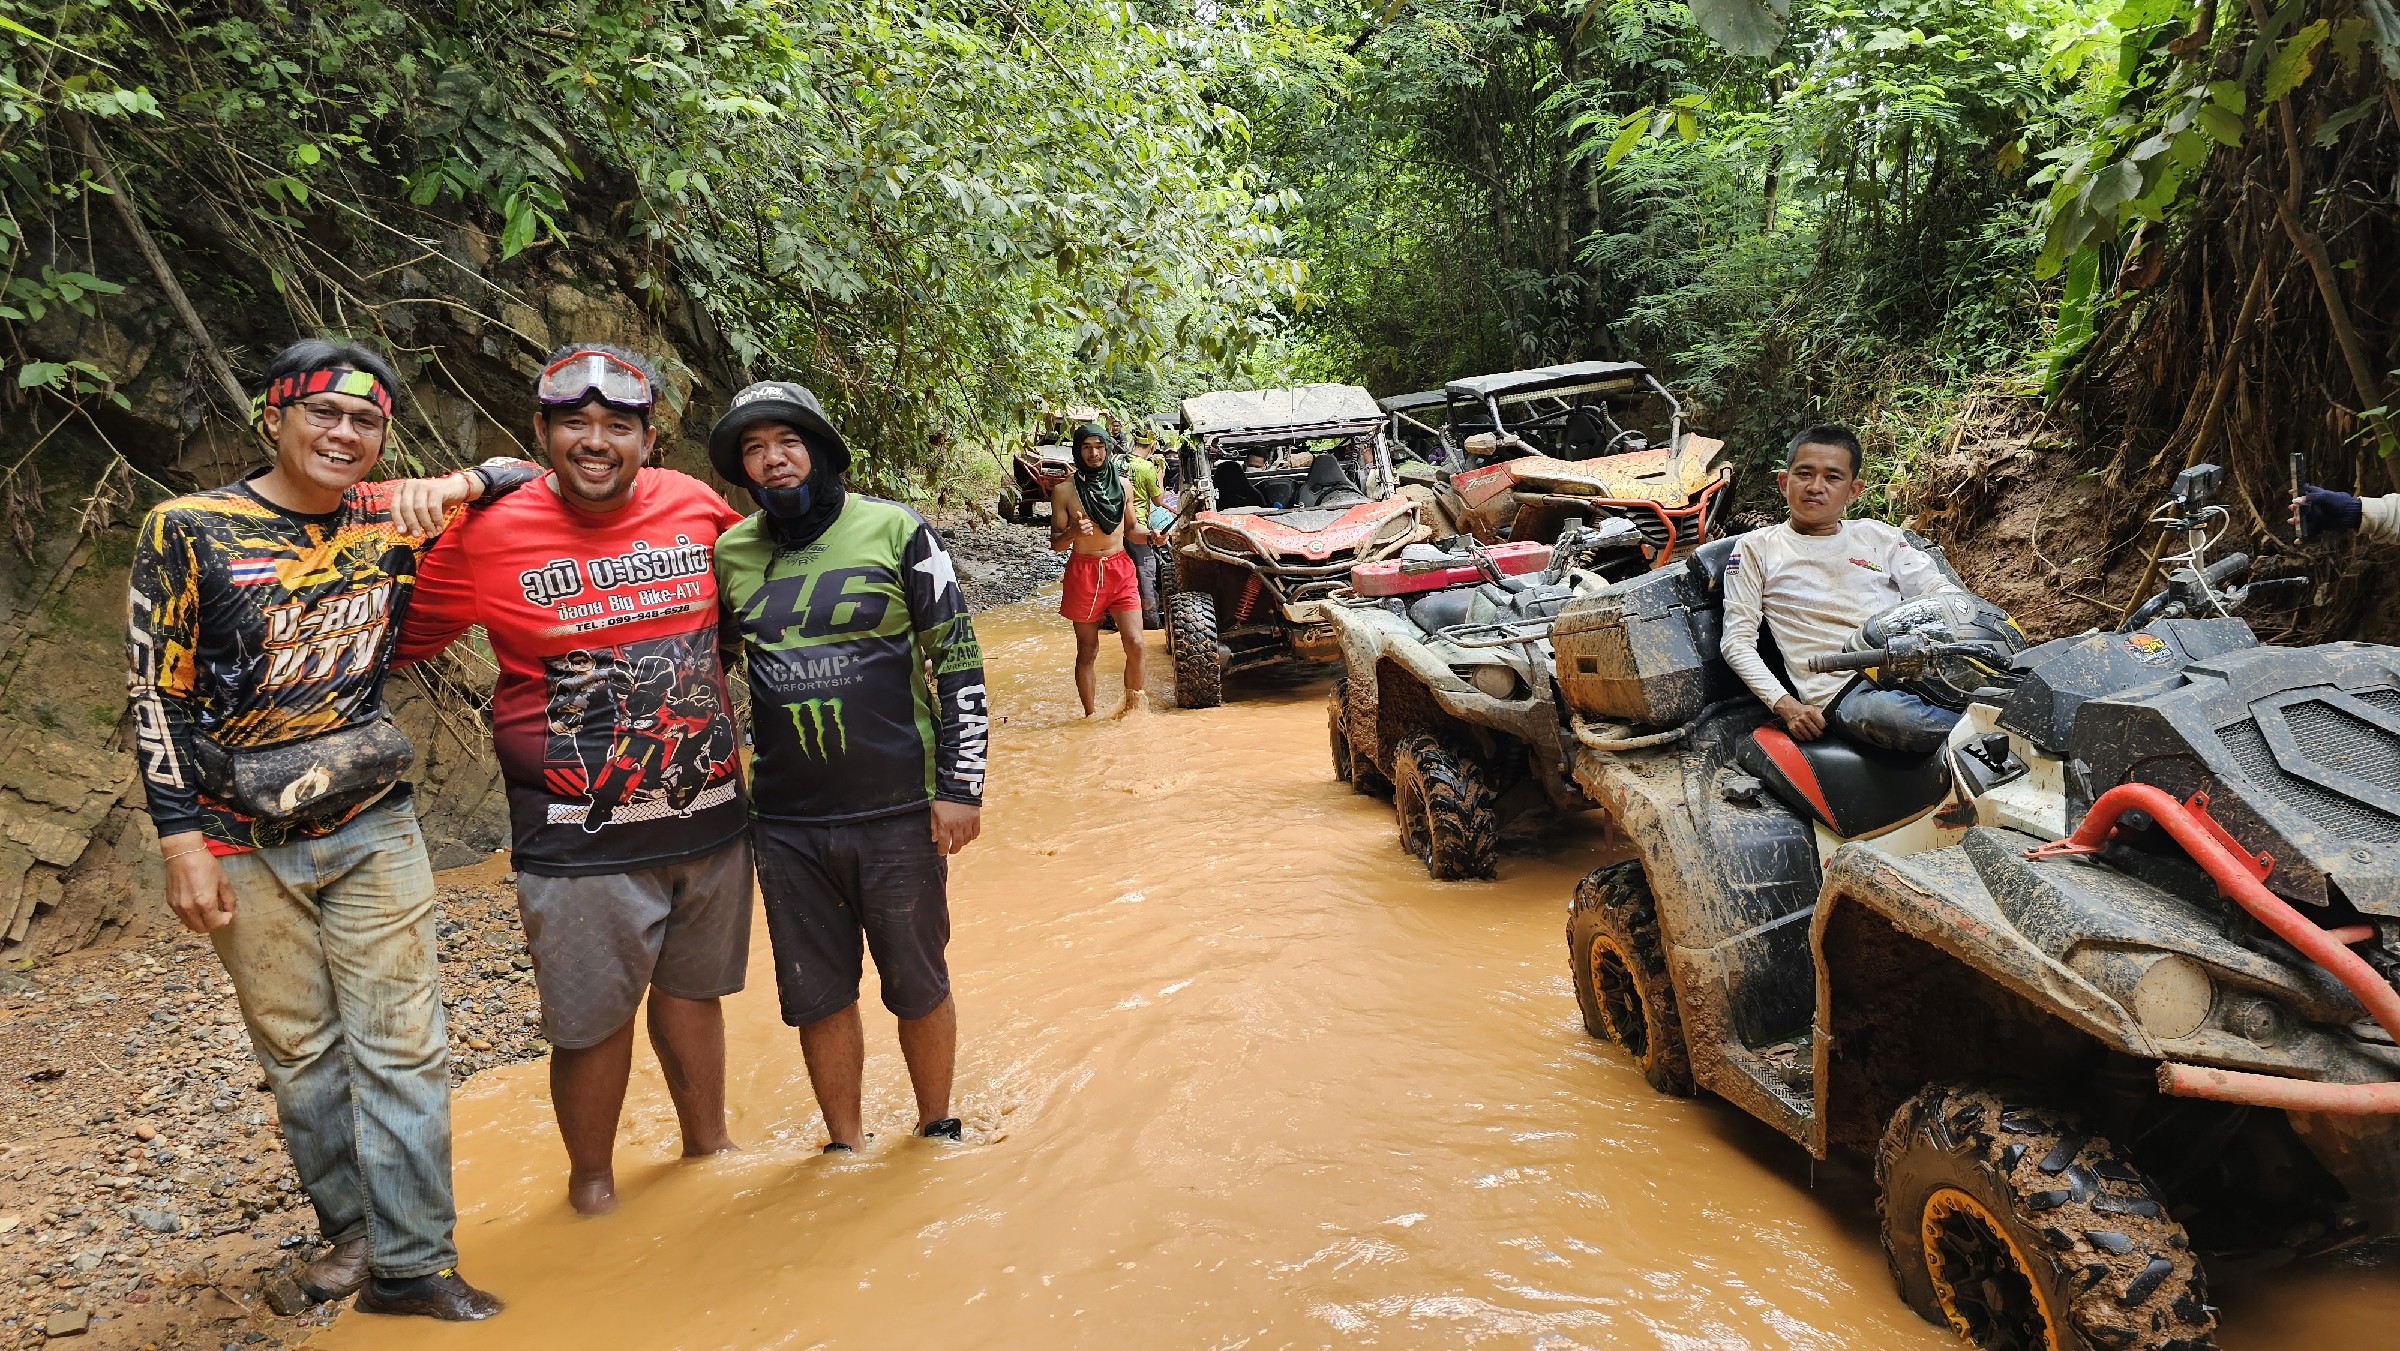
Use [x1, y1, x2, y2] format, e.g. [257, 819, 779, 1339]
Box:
[1441, 618, 1557, 649]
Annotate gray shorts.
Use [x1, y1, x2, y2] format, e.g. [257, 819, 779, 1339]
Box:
[754, 810, 951, 1026]
[515, 839, 754, 1049]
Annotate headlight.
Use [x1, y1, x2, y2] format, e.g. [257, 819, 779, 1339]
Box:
[1200, 525, 1252, 555]
[2130, 955, 2214, 1040]
[1460, 665, 1524, 700]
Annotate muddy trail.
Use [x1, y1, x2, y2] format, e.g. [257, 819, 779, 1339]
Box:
[278, 600, 2394, 1350]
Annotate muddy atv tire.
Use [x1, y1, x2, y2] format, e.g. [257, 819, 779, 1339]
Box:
[1168, 591, 1223, 709]
[1876, 1083, 2214, 1351]
[1391, 733, 1497, 879]
[1329, 679, 1390, 797]
[1567, 861, 1694, 1096]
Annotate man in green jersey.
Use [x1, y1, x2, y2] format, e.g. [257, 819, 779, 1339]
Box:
[1125, 429, 1170, 631]
[709, 381, 988, 1151]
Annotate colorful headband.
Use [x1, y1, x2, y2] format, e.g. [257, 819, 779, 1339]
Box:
[250, 367, 395, 426]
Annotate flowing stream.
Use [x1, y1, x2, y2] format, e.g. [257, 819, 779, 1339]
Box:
[318, 601, 2397, 1350]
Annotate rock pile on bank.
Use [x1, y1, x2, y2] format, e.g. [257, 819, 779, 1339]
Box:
[933, 518, 1065, 611]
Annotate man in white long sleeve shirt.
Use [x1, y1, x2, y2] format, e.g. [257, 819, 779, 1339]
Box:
[1720, 425, 1963, 754]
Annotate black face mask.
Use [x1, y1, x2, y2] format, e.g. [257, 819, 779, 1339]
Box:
[753, 481, 812, 518]
[750, 454, 846, 548]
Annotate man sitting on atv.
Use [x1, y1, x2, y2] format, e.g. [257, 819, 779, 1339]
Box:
[1720, 425, 1965, 754]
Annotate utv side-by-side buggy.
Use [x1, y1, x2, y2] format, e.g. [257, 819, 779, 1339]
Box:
[999, 405, 1103, 524]
[1338, 464, 2400, 1348]
[1417, 361, 1736, 556]
[1163, 383, 1431, 707]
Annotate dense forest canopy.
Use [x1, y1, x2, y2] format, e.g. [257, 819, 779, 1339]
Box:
[1, 0, 2395, 540]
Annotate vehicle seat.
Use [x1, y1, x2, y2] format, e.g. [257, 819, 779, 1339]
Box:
[1735, 727, 1951, 839]
[1688, 535, 1741, 595]
[1560, 406, 1613, 460]
[1213, 460, 1264, 509]
[1300, 453, 1367, 509]
[1406, 587, 1478, 634]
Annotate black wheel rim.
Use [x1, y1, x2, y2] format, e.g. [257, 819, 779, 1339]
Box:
[1587, 935, 1648, 1060]
[1397, 775, 1428, 856]
[1921, 1187, 2061, 1351]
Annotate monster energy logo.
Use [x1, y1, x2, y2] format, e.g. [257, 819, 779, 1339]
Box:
[788, 698, 848, 758]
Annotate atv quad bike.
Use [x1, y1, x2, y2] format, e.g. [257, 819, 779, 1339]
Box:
[999, 406, 1103, 523]
[1326, 518, 1657, 879]
[1163, 383, 1432, 708]
[1424, 361, 1735, 559]
[1547, 464, 2385, 1349]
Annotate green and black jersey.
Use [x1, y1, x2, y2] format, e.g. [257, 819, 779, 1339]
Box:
[715, 497, 987, 823]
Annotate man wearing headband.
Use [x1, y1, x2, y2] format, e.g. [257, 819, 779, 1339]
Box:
[1051, 421, 1150, 715]
[397, 343, 753, 1217]
[709, 381, 988, 1153]
[125, 338, 533, 1321]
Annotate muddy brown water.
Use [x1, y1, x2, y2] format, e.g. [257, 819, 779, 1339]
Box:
[321, 601, 2396, 1349]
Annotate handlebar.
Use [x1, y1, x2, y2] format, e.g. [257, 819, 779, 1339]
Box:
[1802, 649, 1890, 675]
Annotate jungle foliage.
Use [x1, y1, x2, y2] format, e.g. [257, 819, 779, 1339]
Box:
[2, 0, 2395, 546]
[0, 0, 1301, 493]
[1214, 0, 2397, 525]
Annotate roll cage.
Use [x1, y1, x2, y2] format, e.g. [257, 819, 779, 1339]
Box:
[1443, 361, 1687, 463]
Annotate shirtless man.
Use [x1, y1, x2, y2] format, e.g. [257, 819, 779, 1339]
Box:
[1051, 421, 1148, 714]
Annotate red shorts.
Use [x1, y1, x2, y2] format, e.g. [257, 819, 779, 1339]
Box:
[1061, 549, 1140, 623]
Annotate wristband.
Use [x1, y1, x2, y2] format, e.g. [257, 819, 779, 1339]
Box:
[161, 845, 212, 862]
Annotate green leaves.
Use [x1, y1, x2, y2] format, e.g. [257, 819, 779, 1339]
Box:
[2261, 18, 2329, 106]
[1687, 0, 1792, 58]
[8, 357, 127, 407]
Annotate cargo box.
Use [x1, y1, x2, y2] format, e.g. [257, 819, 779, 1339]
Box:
[1551, 565, 1742, 727]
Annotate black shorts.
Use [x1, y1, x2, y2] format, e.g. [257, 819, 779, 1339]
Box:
[753, 809, 951, 1025]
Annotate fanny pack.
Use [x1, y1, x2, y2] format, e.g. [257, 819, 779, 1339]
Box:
[191, 716, 414, 825]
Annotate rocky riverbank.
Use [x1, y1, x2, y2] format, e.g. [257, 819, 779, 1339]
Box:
[0, 861, 541, 1349]
[932, 517, 1065, 611]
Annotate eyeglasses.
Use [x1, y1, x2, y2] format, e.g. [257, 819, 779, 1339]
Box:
[292, 399, 388, 437]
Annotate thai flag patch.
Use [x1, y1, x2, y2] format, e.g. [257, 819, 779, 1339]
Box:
[227, 558, 280, 586]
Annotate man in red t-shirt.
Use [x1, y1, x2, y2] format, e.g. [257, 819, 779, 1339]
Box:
[397, 345, 750, 1216]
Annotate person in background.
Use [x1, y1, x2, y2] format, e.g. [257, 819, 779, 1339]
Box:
[708, 381, 988, 1153]
[396, 344, 753, 1218]
[126, 338, 528, 1321]
[2293, 482, 2400, 542]
[1050, 421, 1148, 714]
[1125, 427, 1170, 630]
[1720, 424, 1965, 754]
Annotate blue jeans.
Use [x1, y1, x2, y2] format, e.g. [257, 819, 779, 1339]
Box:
[212, 799, 456, 1278]
[1830, 684, 1962, 755]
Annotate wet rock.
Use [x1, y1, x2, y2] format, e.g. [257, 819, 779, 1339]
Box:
[129, 1211, 180, 1235]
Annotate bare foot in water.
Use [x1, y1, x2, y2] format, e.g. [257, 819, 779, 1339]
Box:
[567, 1171, 617, 1216]
[1112, 689, 1145, 718]
[682, 1138, 740, 1159]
